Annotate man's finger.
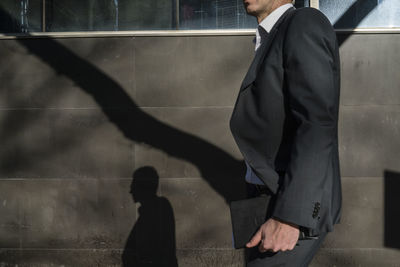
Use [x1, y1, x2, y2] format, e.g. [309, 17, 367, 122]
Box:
[258, 241, 276, 253]
[246, 230, 262, 248]
[258, 243, 267, 253]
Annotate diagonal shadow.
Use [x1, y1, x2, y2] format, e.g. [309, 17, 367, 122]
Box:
[0, 6, 246, 204]
[334, 0, 379, 46]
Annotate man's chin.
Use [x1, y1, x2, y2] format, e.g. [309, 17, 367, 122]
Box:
[244, 6, 258, 16]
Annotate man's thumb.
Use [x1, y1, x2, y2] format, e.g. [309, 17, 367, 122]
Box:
[246, 230, 262, 248]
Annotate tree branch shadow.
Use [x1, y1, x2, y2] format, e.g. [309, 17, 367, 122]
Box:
[334, 0, 379, 46]
[0, 6, 246, 203]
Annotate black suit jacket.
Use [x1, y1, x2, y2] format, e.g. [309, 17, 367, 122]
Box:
[230, 7, 341, 233]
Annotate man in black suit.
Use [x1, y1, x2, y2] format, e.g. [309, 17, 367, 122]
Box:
[230, 0, 341, 265]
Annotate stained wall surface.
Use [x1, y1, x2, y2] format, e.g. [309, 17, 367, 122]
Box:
[0, 33, 399, 266]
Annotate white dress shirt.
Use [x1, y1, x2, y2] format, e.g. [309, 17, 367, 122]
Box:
[254, 3, 294, 51]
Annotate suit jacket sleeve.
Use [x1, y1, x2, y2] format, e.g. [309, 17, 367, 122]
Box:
[271, 8, 339, 230]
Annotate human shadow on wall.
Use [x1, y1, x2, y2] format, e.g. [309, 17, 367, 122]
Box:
[122, 167, 178, 267]
[384, 170, 400, 249]
[0, 8, 246, 266]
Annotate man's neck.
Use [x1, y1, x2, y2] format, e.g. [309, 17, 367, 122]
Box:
[257, 1, 289, 23]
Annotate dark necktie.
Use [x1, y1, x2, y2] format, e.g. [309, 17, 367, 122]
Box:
[258, 25, 269, 44]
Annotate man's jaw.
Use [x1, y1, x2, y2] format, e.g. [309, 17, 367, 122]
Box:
[243, 1, 258, 16]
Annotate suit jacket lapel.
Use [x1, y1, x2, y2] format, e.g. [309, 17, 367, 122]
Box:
[240, 7, 295, 91]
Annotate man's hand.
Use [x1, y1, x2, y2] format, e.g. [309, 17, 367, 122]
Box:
[246, 218, 300, 253]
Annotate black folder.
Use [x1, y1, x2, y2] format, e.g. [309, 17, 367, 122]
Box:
[229, 194, 271, 249]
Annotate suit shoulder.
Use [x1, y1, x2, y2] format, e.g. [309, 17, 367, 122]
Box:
[284, 7, 335, 41]
[283, 8, 338, 57]
[289, 8, 333, 30]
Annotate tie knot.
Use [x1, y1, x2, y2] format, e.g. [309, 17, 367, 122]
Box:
[258, 26, 269, 42]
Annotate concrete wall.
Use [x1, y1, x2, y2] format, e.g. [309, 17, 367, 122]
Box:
[0, 33, 399, 266]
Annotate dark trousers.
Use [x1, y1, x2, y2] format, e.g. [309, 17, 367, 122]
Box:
[245, 183, 327, 267]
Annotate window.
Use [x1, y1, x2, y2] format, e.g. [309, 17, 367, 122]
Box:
[7, 1, 399, 33]
[0, 0, 309, 33]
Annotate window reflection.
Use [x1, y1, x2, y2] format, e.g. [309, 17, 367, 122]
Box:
[11, 0, 400, 33]
[46, 0, 176, 31]
[47, 0, 123, 31]
[0, 0, 41, 33]
[179, 0, 256, 29]
[320, 0, 400, 28]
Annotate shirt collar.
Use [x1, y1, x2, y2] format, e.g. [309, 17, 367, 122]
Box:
[255, 3, 294, 51]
